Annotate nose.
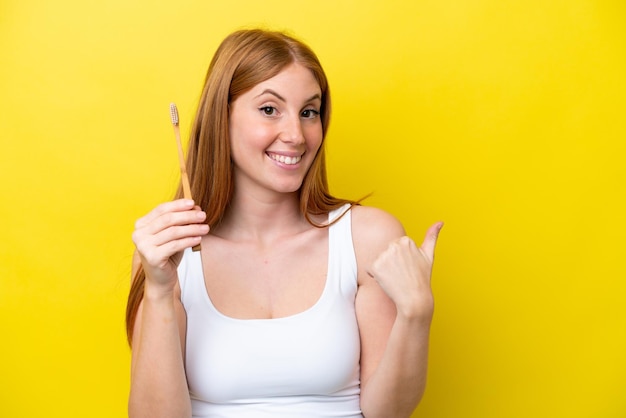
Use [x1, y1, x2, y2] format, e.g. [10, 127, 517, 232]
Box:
[279, 114, 305, 145]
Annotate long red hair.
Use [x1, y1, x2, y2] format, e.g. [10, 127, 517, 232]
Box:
[126, 29, 357, 345]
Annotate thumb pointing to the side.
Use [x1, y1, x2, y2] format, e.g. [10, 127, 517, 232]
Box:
[420, 222, 444, 262]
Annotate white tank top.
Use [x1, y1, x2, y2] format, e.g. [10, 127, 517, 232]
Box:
[177, 205, 363, 418]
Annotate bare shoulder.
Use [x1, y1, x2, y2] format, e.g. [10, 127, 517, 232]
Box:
[351, 205, 405, 253]
[350, 205, 406, 278]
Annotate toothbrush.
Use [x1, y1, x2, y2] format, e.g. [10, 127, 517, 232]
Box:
[170, 103, 202, 252]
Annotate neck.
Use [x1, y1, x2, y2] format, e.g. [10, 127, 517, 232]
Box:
[213, 188, 309, 243]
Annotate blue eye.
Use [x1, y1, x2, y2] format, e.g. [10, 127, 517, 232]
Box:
[301, 109, 320, 119]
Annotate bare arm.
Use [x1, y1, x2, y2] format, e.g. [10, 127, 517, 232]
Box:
[128, 257, 190, 418]
[353, 206, 443, 418]
[128, 199, 209, 418]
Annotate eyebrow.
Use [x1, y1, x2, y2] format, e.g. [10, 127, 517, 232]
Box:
[255, 89, 321, 103]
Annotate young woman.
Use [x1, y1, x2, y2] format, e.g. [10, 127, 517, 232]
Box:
[127, 29, 443, 418]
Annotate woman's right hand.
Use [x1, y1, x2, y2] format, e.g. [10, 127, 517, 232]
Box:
[132, 199, 209, 296]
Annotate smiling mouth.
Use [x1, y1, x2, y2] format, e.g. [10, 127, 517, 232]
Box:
[267, 153, 302, 165]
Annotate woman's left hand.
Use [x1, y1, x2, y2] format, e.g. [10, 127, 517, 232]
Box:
[366, 222, 443, 319]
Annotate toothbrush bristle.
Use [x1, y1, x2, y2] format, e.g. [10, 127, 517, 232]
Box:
[170, 103, 179, 125]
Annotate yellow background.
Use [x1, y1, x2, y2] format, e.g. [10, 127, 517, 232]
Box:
[1, 1, 624, 417]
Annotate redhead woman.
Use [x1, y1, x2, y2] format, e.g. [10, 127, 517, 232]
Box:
[127, 29, 443, 418]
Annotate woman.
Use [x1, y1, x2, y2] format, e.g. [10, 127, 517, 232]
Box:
[127, 29, 443, 418]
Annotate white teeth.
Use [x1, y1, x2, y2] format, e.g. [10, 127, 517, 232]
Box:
[269, 153, 301, 165]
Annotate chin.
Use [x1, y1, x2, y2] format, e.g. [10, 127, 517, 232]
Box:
[273, 180, 305, 194]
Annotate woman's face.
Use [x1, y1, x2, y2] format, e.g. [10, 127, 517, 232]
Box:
[228, 62, 323, 197]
